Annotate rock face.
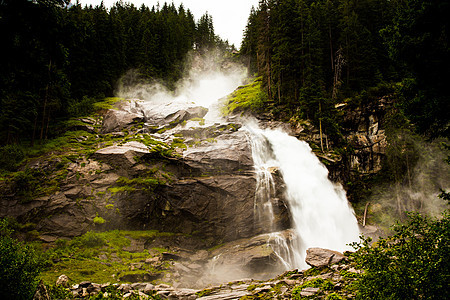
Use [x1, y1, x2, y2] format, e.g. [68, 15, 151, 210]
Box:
[0, 99, 289, 247]
[182, 130, 253, 173]
[339, 97, 390, 176]
[101, 100, 145, 133]
[290, 96, 391, 193]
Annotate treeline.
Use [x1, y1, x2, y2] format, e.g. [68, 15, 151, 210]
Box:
[241, 0, 450, 139]
[0, 0, 231, 145]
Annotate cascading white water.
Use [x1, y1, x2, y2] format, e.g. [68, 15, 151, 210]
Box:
[246, 122, 360, 269]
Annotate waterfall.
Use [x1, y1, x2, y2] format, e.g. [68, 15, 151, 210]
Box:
[246, 122, 360, 269]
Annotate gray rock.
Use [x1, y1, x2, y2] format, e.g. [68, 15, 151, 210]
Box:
[305, 248, 346, 268]
[56, 274, 69, 287]
[164, 107, 209, 124]
[143, 283, 155, 293]
[87, 284, 101, 295]
[92, 141, 150, 169]
[191, 250, 208, 262]
[102, 108, 144, 133]
[145, 257, 160, 265]
[138, 291, 150, 299]
[183, 131, 253, 173]
[300, 287, 320, 297]
[174, 262, 191, 273]
[118, 284, 132, 293]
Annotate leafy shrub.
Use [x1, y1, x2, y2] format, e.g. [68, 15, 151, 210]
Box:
[0, 219, 41, 300]
[67, 96, 97, 117]
[75, 231, 106, 248]
[46, 283, 72, 299]
[326, 292, 345, 300]
[0, 144, 25, 171]
[351, 211, 450, 300]
[93, 215, 106, 225]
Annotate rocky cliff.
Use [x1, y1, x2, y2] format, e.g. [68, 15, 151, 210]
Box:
[0, 98, 290, 248]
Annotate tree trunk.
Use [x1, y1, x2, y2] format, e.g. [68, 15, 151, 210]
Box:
[278, 72, 281, 104]
[363, 202, 370, 227]
[40, 60, 52, 141]
[319, 102, 324, 152]
[329, 25, 334, 71]
[31, 113, 38, 146]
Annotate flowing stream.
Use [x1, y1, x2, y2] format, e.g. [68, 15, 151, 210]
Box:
[245, 122, 360, 269]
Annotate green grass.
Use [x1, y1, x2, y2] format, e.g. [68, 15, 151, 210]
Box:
[222, 77, 266, 116]
[93, 97, 124, 110]
[40, 230, 176, 285]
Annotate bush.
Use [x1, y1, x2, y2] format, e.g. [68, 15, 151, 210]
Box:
[0, 219, 41, 300]
[67, 96, 96, 117]
[351, 211, 450, 299]
[0, 144, 25, 172]
[76, 231, 106, 248]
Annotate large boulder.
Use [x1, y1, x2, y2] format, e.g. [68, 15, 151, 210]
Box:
[157, 175, 257, 241]
[136, 100, 208, 127]
[305, 248, 346, 268]
[183, 130, 253, 174]
[92, 141, 150, 170]
[101, 102, 145, 133]
[163, 106, 209, 125]
[195, 230, 298, 286]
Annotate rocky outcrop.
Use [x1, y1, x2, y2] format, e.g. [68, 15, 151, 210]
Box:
[289, 97, 391, 186]
[0, 99, 289, 246]
[101, 101, 145, 133]
[182, 131, 253, 174]
[340, 97, 390, 175]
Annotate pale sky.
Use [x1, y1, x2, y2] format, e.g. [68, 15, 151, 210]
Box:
[78, 0, 259, 48]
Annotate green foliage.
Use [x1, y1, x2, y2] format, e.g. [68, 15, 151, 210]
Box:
[9, 168, 54, 203]
[381, 0, 450, 137]
[0, 144, 25, 172]
[301, 277, 334, 291]
[109, 175, 162, 195]
[67, 96, 97, 117]
[46, 283, 72, 299]
[171, 138, 187, 149]
[291, 286, 304, 299]
[0, 219, 42, 300]
[223, 77, 266, 115]
[196, 288, 214, 297]
[74, 231, 106, 248]
[350, 211, 450, 299]
[0, 0, 231, 144]
[439, 190, 450, 205]
[326, 293, 345, 300]
[93, 214, 106, 225]
[291, 277, 335, 299]
[40, 230, 176, 284]
[241, 0, 449, 138]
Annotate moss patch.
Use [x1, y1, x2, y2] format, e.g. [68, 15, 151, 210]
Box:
[40, 230, 177, 285]
[222, 77, 266, 116]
